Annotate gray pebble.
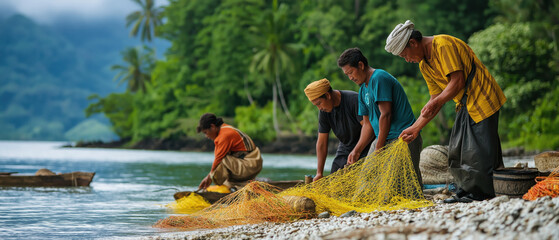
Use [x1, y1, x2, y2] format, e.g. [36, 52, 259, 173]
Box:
[153, 193, 559, 240]
[340, 210, 357, 218]
[317, 212, 330, 218]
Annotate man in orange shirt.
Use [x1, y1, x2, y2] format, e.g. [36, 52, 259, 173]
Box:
[197, 113, 263, 190]
[385, 20, 506, 202]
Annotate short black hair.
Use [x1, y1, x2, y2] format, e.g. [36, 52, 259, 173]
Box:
[196, 113, 224, 133]
[318, 87, 333, 99]
[337, 48, 369, 68]
[410, 30, 423, 42]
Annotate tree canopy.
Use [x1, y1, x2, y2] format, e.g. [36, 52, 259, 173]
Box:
[5, 0, 554, 151]
[86, 0, 558, 150]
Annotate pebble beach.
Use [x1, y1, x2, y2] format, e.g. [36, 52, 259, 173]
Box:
[148, 195, 559, 240]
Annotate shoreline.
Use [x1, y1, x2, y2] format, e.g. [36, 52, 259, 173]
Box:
[70, 136, 541, 157]
[147, 196, 559, 240]
[69, 135, 340, 155]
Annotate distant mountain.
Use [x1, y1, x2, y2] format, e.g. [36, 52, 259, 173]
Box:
[0, 14, 169, 141]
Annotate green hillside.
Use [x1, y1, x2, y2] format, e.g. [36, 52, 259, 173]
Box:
[0, 14, 129, 141]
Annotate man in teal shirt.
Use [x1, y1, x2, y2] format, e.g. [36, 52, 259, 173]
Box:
[338, 47, 423, 186]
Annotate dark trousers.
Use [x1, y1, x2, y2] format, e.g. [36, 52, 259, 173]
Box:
[448, 110, 504, 198]
[331, 154, 348, 173]
[331, 145, 371, 173]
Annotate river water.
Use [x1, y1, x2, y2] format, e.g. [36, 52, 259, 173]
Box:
[0, 141, 319, 239]
[0, 140, 534, 239]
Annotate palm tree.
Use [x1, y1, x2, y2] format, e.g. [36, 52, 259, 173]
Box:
[249, 0, 302, 136]
[111, 46, 155, 93]
[126, 0, 163, 42]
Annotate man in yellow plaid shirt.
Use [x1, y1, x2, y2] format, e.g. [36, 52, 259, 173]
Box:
[385, 20, 506, 203]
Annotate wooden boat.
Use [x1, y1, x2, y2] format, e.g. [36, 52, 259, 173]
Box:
[0, 171, 95, 187]
[173, 180, 304, 203]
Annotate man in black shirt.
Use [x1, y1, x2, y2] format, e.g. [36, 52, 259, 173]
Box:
[304, 78, 373, 182]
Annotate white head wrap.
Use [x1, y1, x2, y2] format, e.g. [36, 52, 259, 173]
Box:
[385, 20, 415, 55]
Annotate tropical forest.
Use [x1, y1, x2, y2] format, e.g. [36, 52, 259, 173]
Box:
[2, 0, 558, 151]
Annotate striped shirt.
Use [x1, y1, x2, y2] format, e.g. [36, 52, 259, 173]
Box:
[419, 35, 506, 123]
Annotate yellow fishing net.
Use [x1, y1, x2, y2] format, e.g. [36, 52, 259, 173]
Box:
[156, 138, 432, 229]
[281, 138, 432, 215]
[166, 192, 212, 214]
[206, 185, 231, 194]
[166, 185, 230, 214]
[156, 180, 308, 229]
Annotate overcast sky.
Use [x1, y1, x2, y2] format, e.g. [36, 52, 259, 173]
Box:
[0, 0, 168, 25]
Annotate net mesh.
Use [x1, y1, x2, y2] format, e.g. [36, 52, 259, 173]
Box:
[156, 138, 432, 229]
[281, 138, 432, 215]
[155, 181, 307, 229]
[523, 166, 559, 200]
[166, 185, 230, 214]
[166, 192, 212, 214]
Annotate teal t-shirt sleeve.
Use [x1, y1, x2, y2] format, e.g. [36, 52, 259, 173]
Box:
[358, 85, 369, 116]
[374, 71, 394, 103]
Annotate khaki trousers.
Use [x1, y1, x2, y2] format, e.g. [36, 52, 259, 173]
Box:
[210, 147, 263, 186]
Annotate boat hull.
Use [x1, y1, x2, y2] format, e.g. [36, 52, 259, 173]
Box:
[0, 172, 95, 187]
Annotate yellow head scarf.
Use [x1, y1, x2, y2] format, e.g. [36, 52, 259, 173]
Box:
[304, 78, 331, 101]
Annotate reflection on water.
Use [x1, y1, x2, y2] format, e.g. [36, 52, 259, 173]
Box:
[0, 141, 318, 239]
[0, 184, 170, 239]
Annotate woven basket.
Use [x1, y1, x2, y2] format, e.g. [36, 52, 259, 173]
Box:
[493, 167, 539, 198]
[534, 151, 559, 172]
[420, 145, 452, 184]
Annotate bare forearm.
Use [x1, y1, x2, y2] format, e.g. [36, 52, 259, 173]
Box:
[410, 114, 432, 134]
[376, 113, 391, 148]
[316, 141, 328, 175]
[355, 122, 374, 154]
[436, 75, 464, 104]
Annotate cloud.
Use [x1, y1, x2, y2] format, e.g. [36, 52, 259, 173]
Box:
[0, 0, 167, 25]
